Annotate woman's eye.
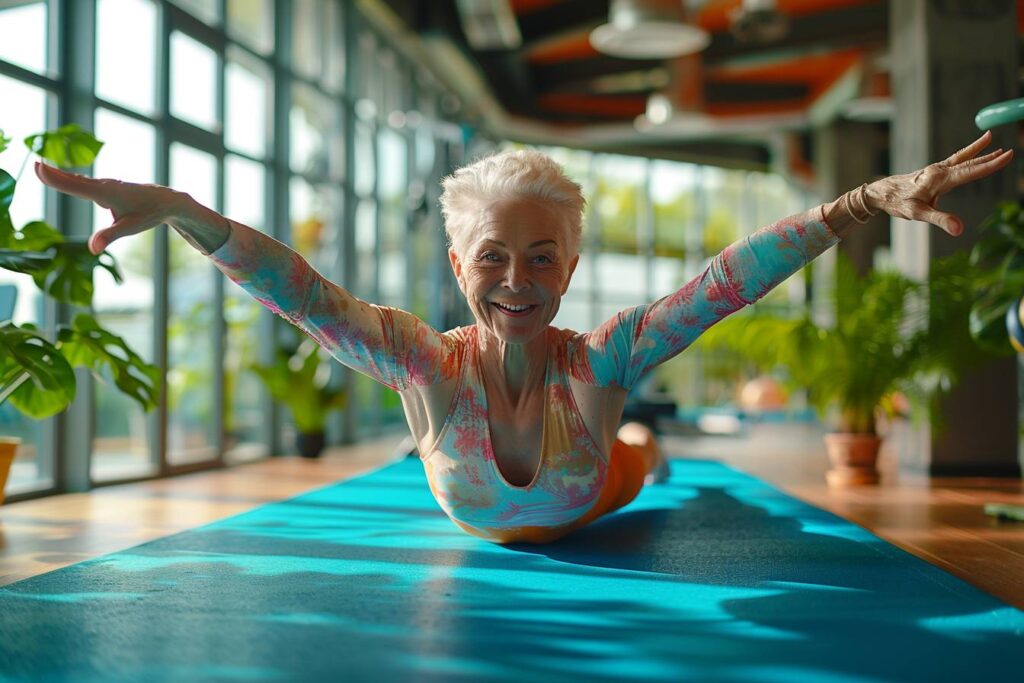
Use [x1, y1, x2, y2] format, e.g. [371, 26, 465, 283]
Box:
[533, 255, 553, 264]
[481, 253, 500, 262]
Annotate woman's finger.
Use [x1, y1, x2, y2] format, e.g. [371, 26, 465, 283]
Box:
[90, 212, 158, 254]
[917, 205, 963, 236]
[948, 148, 1014, 189]
[35, 162, 114, 207]
[942, 130, 993, 166]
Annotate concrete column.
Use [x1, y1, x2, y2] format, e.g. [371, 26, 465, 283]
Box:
[814, 121, 890, 275]
[890, 0, 1020, 476]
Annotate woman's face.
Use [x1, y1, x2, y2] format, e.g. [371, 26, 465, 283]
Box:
[449, 198, 579, 344]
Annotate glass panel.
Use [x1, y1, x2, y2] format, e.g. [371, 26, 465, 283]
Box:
[323, 0, 345, 92]
[290, 83, 342, 178]
[227, 0, 274, 54]
[651, 161, 696, 260]
[170, 31, 219, 131]
[0, 0, 47, 74]
[353, 120, 375, 196]
[226, 48, 269, 158]
[377, 129, 406, 307]
[167, 143, 219, 466]
[551, 295, 589, 333]
[224, 154, 269, 464]
[289, 177, 341, 273]
[357, 32, 378, 103]
[652, 254, 686, 299]
[354, 199, 377, 299]
[596, 252, 647, 303]
[593, 154, 644, 254]
[169, 0, 219, 25]
[0, 76, 48, 493]
[96, 0, 157, 114]
[91, 109, 158, 482]
[702, 166, 744, 256]
[292, 0, 323, 80]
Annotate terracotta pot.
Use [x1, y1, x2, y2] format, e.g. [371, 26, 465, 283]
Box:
[823, 432, 882, 487]
[0, 437, 19, 505]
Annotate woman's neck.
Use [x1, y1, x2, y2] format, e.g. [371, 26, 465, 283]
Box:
[477, 326, 549, 408]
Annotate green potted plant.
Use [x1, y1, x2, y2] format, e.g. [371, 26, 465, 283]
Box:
[0, 124, 160, 502]
[697, 253, 988, 486]
[968, 201, 1024, 354]
[247, 337, 347, 458]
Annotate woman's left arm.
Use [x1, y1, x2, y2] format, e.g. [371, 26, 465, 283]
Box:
[574, 132, 1013, 389]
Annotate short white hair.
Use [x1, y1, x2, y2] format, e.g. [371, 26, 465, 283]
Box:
[440, 149, 586, 256]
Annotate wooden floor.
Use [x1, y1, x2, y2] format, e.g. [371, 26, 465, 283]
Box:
[1, 425, 1022, 610]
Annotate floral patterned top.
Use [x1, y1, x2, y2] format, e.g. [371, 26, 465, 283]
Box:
[208, 206, 839, 539]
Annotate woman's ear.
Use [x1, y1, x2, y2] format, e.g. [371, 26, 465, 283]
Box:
[561, 253, 580, 295]
[448, 249, 466, 292]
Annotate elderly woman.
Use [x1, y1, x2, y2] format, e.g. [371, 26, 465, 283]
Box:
[36, 132, 1011, 544]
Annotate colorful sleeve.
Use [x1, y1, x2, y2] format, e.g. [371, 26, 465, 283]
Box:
[208, 220, 457, 391]
[570, 206, 840, 389]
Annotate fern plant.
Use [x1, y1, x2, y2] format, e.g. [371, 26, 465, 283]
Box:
[697, 253, 987, 435]
[969, 201, 1024, 353]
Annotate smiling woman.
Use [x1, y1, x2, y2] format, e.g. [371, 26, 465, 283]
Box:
[32, 135, 1013, 543]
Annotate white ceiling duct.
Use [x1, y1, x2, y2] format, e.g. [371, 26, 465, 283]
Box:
[590, 0, 710, 59]
[455, 0, 522, 50]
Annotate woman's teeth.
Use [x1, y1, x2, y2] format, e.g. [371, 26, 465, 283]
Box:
[493, 302, 534, 314]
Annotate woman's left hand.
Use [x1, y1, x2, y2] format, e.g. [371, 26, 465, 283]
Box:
[865, 130, 1014, 236]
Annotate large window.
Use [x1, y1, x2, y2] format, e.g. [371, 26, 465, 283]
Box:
[536, 147, 811, 408]
[90, 109, 158, 482]
[0, 74, 51, 494]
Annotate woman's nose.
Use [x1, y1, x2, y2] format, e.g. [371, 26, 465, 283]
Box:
[503, 261, 530, 292]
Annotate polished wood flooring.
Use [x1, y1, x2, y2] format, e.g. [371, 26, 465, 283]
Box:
[1, 425, 1022, 610]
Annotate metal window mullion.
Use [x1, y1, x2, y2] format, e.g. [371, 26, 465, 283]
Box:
[210, 11, 227, 465]
[641, 158, 654, 304]
[338, 0, 358, 444]
[152, 0, 172, 477]
[52, 0, 97, 493]
[587, 154, 600, 329]
[265, 0, 293, 455]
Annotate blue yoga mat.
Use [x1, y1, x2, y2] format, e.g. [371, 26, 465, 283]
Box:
[1, 458, 1021, 682]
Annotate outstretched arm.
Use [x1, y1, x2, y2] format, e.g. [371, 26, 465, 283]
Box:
[573, 131, 1014, 389]
[35, 163, 456, 391]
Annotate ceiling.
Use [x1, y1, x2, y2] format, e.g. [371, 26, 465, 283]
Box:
[371, 0, 1018, 174]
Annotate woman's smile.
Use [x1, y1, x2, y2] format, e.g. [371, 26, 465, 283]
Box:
[492, 301, 538, 316]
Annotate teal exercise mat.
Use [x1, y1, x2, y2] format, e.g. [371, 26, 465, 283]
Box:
[1, 459, 1021, 683]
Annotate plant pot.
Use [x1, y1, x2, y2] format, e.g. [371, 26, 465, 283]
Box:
[823, 432, 882, 487]
[296, 431, 326, 459]
[0, 437, 20, 505]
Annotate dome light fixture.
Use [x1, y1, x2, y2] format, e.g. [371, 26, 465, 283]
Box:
[590, 0, 711, 60]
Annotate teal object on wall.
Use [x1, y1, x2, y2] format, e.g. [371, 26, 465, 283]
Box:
[0, 458, 1021, 682]
[976, 97, 1024, 130]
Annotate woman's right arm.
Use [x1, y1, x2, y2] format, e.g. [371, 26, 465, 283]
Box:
[35, 163, 457, 391]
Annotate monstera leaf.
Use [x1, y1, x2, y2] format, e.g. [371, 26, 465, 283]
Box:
[29, 240, 121, 307]
[0, 321, 76, 419]
[0, 168, 13, 241]
[24, 124, 103, 168]
[57, 314, 160, 412]
[0, 247, 55, 273]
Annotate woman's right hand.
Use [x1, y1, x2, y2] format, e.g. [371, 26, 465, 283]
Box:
[34, 162, 187, 255]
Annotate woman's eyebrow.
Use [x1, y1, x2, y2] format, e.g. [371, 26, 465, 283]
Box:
[481, 239, 557, 248]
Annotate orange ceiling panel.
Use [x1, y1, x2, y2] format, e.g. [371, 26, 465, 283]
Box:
[696, 0, 882, 33]
[509, 0, 565, 15]
[525, 30, 599, 64]
[707, 48, 863, 87]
